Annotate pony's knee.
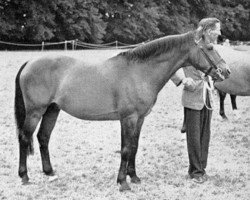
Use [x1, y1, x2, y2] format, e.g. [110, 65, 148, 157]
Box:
[121, 146, 131, 160]
[18, 131, 34, 155]
[18, 132, 30, 144]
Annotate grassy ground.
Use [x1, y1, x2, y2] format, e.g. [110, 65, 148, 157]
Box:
[0, 49, 249, 200]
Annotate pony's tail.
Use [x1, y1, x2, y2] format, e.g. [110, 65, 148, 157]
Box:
[14, 62, 34, 155]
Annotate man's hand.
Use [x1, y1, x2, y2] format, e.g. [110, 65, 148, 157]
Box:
[182, 77, 195, 87]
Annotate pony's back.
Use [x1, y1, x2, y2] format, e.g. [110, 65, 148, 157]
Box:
[214, 45, 250, 66]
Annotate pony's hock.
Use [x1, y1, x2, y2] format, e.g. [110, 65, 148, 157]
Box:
[15, 31, 230, 191]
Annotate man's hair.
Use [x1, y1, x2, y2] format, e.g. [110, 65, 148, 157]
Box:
[196, 17, 220, 40]
[198, 18, 220, 32]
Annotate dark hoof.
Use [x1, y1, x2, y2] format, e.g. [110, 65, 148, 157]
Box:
[44, 169, 55, 176]
[181, 126, 186, 133]
[119, 182, 131, 192]
[131, 176, 141, 184]
[21, 175, 29, 185]
[220, 114, 228, 120]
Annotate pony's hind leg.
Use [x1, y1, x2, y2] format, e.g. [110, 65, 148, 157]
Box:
[218, 90, 227, 119]
[37, 103, 60, 176]
[18, 110, 43, 184]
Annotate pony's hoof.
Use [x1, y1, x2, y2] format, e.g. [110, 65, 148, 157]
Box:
[119, 182, 131, 192]
[131, 176, 141, 184]
[44, 169, 55, 176]
[181, 127, 186, 133]
[222, 117, 228, 121]
[21, 175, 29, 185]
[220, 114, 228, 120]
[48, 175, 58, 182]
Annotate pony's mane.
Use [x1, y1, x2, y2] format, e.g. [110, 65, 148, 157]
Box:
[118, 31, 195, 61]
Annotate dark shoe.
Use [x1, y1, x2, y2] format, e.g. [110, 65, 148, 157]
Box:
[191, 176, 205, 184]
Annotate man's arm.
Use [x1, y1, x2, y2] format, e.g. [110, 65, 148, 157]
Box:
[171, 69, 185, 86]
[171, 68, 196, 91]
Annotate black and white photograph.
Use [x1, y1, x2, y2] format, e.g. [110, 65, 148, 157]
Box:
[0, 0, 249, 199]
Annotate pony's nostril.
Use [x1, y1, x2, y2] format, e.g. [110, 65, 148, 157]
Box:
[227, 69, 231, 74]
[216, 68, 222, 74]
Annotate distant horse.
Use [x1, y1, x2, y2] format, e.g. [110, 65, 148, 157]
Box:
[14, 31, 230, 191]
[214, 45, 250, 119]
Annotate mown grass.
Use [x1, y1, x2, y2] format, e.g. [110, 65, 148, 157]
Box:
[0, 49, 249, 200]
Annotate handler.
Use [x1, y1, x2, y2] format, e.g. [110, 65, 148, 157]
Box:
[171, 17, 222, 183]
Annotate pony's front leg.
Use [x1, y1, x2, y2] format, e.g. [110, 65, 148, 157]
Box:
[117, 114, 138, 192]
[230, 95, 237, 110]
[127, 117, 144, 184]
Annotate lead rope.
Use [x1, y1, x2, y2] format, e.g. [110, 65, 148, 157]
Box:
[203, 76, 214, 110]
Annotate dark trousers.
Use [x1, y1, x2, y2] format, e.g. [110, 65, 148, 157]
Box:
[184, 106, 212, 178]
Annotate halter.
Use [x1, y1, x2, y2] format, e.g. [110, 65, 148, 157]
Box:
[194, 39, 225, 78]
[199, 47, 224, 77]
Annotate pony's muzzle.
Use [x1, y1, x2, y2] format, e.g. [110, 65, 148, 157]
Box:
[218, 64, 231, 80]
[215, 68, 225, 81]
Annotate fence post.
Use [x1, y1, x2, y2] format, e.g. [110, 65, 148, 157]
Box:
[41, 41, 44, 51]
[75, 39, 78, 50]
[72, 40, 75, 50]
[64, 40, 67, 51]
[116, 40, 118, 49]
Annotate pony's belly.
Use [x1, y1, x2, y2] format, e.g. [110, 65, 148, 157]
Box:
[60, 101, 120, 120]
[56, 91, 119, 120]
[66, 110, 120, 121]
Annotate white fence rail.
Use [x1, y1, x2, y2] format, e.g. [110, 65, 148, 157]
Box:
[0, 40, 143, 51]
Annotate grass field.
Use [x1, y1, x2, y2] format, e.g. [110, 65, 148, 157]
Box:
[0, 49, 249, 200]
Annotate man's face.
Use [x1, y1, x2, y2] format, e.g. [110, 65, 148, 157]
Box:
[206, 22, 221, 44]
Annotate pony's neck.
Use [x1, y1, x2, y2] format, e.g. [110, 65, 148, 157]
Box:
[149, 43, 191, 93]
[117, 31, 195, 93]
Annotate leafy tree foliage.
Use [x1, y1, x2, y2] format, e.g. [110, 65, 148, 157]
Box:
[0, 0, 249, 44]
[0, 0, 106, 43]
[102, 0, 161, 43]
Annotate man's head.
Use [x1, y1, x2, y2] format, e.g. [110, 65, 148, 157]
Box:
[197, 18, 221, 44]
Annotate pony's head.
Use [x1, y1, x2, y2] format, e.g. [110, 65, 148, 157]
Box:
[187, 17, 231, 81]
[188, 35, 231, 81]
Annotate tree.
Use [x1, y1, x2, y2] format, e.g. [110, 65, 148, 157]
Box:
[0, 0, 107, 43]
[203, 0, 250, 40]
[157, 0, 196, 36]
[54, 0, 107, 43]
[0, 0, 249, 46]
[102, 0, 162, 43]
